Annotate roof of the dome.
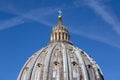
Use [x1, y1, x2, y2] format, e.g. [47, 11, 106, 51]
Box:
[18, 42, 104, 80]
[18, 12, 104, 80]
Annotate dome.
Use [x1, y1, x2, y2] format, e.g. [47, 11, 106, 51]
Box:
[18, 12, 104, 80]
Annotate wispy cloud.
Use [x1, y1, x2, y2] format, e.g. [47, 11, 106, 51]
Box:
[0, 1, 73, 31]
[85, 0, 120, 35]
[70, 27, 120, 48]
[0, 17, 25, 30]
[1, 0, 120, 48]
[71, 0, 120, 48]
[0, 7, 58, 30]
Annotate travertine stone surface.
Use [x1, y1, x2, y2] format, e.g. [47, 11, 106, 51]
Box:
[18, 14, 104, 80]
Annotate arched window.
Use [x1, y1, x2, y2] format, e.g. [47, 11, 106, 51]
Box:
[52, 61, 60, 80]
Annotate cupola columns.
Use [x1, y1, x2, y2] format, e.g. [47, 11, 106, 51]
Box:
[50, 11, 70, 43]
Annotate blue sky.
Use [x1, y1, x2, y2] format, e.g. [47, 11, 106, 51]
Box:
[0, 0, 120, 80]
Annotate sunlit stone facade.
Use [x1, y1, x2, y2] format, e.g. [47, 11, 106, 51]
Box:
[18, 14, 104, 80]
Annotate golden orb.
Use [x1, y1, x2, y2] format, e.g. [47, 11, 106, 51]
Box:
[58, 15, 62, 19]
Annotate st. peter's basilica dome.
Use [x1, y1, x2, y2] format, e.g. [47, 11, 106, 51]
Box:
[18, 12, 104, 80]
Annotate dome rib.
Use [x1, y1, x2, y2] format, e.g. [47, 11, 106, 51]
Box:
[30, 48, 48, 80]
[73, 47, 89, 80]
[43, 43, 56, 80]
[18, 48, 45, 80]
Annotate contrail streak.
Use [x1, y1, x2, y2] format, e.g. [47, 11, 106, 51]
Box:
[85, 0, 120, 35]
[0, 7, 58, 30]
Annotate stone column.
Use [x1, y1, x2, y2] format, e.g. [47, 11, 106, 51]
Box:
[54, 33, 56, 41]
[51, 34, 53, 41]
[60, 32, 62, 40]
[64, 33, 66, 41]
[57, 32, 59, 40]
